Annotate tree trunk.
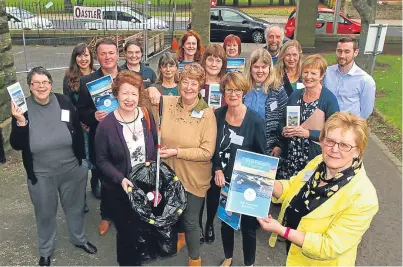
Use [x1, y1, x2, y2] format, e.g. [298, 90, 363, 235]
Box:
[279, 0, 285, 5]
[233, 0, 239, 6]
[352, 0, 377, 72]
[64, 0, 73, 12]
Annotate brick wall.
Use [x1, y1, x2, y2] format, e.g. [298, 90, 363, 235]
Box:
[0, 0, 17, 123]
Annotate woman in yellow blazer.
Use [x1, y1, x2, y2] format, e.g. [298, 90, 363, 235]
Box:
[258, 112, 379, 266]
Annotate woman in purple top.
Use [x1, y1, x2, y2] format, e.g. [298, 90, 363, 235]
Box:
[95, 70, 157, 266]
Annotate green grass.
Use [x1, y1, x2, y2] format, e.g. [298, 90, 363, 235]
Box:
[324, 54, 402, 130]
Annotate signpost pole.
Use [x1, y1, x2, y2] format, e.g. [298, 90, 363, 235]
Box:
[332, 0, 342, 34]
[370, 24, 383, 77]
[19, 0, 28, 72]
[115, 1, 118, 51]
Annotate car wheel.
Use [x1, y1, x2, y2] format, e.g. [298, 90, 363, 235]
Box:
[252, 30, 264, 43]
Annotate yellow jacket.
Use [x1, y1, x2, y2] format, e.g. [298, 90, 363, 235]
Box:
[269, 155, 379, 266]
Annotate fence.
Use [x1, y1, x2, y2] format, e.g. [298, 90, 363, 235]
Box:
[216, 0, 296, 6]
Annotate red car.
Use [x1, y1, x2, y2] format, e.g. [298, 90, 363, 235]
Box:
[284, 8, 361, 39]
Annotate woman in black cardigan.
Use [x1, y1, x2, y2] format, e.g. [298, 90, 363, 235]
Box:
[10, 67, 96, 266]
[212, 72, 266, 267]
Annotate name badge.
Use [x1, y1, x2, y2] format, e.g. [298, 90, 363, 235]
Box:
[230, 134, 244, 146]
[200, 89, 206, 97]
[302, 170, 315, 182]
[191, 110, 204, 119]
[296, 82, 305, 90]
[270, 101, 278, 112]
[61, 109, 70, 122]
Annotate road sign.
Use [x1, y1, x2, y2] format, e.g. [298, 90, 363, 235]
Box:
[364, 24, 388, 55]
[73, 6, 103, 23]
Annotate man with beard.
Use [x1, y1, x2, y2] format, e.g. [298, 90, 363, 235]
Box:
[77, 38, 121, 236]
[264, 25, 284, 65]
[324, 37, 376, 119]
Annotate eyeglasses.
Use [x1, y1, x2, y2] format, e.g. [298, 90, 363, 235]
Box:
[31, 81, 52, 87]
[322, 137, 357, 152]
[225, 88, 243, 96]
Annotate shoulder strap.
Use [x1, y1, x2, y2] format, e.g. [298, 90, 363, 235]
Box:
[140, 107, 151, 130]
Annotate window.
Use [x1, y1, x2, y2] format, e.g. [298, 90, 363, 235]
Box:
[210, 10, 219, 21]
[104, 11, 115, 20]
[221, 10, 244, 23]
[317, 12, 334, 22]
[118, 12, 135, 22]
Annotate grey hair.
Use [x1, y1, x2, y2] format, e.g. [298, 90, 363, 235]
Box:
[27, 66, 53, 86]
[264, 25, 284, 45]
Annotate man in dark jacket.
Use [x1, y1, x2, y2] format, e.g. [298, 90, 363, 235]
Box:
[76, 38, 120, 236]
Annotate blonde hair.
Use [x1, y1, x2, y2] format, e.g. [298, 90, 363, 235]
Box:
[275, 40, 303, 82]
[301, 54, 328, 77]
[219, 72, 250, 95]
[179, 63, 206, 89]
[320, 112, 368, 158]
[245, 48, 281, 93]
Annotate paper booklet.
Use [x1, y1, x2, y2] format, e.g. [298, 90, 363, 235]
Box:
[226, 58, 246, 73]
[301, 108, 325, 131]
[7, 82, 28, 113]
[286, 106, 300, 126]
[218, 182, 241, 230]
[207, 84, 222, 108]
[86, 74, 118, 113]
[226, 149, 279, 218]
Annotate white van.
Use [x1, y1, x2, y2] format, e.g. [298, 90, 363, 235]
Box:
[6, 7, 53, 30]
[84, 6, 169, 30]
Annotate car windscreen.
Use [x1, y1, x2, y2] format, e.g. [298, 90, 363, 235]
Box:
[288, 10, 296, 19]
[130, 8, 151, 19]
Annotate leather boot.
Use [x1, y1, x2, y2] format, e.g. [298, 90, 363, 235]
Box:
[188, 257, 201, 266]
[177, 232, 186, 253]
[205, 224, 214, 243]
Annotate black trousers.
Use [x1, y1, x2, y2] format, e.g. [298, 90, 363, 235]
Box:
[92, 169, 112, 221]
[221, 214, 257, 266]
[199, 179, 221, 229]
[107, 185, 142, 266]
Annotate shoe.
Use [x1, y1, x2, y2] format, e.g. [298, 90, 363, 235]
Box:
[205, 224, 214, 244]
[75, 241, 97, 254]
[141, 252, 157, 263]
[84, 204, 89, 214]
[199, 228, 205, 244]
[98, 220, 110, 235]
[188, 257, 201, 266]
[177, 232, 186, 253]
[220, 258, 232, 267]
[39, 256, 51, 266]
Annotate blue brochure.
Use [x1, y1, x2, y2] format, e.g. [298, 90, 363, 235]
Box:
[86, 74, 118, 114]
[218, 183, 241, 230]
[226, 149, 279, 218]
[226, 58, 245, 73]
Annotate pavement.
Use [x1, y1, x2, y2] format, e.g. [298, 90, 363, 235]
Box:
[1, 43, 402, 266]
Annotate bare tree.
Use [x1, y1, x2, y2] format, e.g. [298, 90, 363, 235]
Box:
[351, 0, 377, 71]
[64, 0, 73, 12]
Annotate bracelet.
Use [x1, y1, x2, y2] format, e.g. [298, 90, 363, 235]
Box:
[17, 119, 28, 127]
[283, 227, 291, 239]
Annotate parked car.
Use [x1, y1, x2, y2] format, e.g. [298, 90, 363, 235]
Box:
[284, 8, 361, 39]
[6, 7, 53, 30]
[84, 6, 169, 30]
[187, 7, 271, 43]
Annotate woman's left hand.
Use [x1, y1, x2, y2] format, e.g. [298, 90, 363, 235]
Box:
[257, 215, 285, 235]
[271, 146, 282, 157]
[160, 148, 178, 159]
[284, 126, 309, 138]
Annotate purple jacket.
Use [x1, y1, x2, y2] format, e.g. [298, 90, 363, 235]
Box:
[95, 108, 157, 187]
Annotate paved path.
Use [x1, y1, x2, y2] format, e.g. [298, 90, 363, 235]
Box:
[0, 136, 401, 265]
[2, 43, 401, 266]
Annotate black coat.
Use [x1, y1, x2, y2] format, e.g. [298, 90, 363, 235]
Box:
[213, 106, 267, 180]
[10, 93, 85, 185]
[76, 67, 121, 163]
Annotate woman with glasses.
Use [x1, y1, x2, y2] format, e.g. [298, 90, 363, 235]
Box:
[244, 48, 288, 157]
[10, 67, 97, 266]
[277, 54, 339, 179]
[213, 72, 266, 267]
[258, 112, 379, 266]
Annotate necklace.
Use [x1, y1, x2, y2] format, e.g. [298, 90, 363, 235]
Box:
[117, 108, 139, 141]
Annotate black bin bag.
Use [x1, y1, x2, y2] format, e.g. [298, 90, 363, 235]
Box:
[127, 161, 187, 258]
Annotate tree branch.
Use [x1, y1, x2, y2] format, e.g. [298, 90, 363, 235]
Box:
[351, 0, 373, 23]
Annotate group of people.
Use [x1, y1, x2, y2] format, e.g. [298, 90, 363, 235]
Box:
[9, 25, 378, 267]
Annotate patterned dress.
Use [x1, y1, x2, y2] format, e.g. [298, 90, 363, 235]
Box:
[278, 98, 319, 179]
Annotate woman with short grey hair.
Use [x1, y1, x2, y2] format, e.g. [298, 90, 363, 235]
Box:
[10, 66, 97, 266]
